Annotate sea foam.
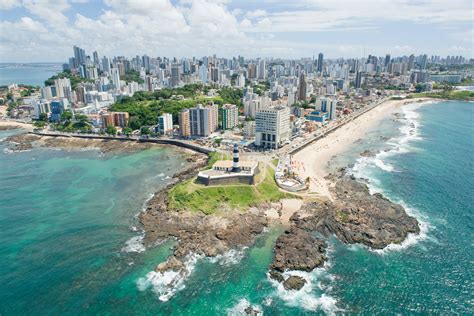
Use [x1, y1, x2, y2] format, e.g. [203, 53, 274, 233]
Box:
[226, 298, 262, 316]
[137, 254, 202, 302]
[122, 235, 146, 253]
[208, 248, 247, 266]
[351, 100, 436, 254]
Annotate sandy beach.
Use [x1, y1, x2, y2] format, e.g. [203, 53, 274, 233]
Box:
[0, 120, 34, 131]
[293, 97, 430, 198]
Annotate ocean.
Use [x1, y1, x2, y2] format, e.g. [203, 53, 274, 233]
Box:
[0, 100, 472, 314]
[0, 63, 63, 87]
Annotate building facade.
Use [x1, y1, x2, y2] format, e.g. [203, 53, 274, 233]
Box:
[255, 106, 291, 149]
[219, 104, 238, 130]
[189, 103, 218, 137]
[157, 113, 173, 135]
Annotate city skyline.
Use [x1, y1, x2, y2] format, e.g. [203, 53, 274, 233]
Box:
[0, 0, 473, 62]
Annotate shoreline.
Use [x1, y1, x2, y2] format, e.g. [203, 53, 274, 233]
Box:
[293, 97, 434, 198]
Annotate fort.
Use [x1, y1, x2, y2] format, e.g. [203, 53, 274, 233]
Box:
[197, 143, 259, 186]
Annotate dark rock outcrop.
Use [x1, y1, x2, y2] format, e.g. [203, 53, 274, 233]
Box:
[283, 275, 306, 291]
[270, 227, 326, 273]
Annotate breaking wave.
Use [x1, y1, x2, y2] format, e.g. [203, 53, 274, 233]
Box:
[136, 254, 202, 302]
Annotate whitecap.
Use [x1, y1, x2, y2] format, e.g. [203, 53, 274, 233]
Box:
[158, 173, 165, 178]
[122, 235, 146, 253]
[372, 200, 431, 255]
[267, 268, 341, 315]
[137, 254, 202, 302]
[208, 248, 247, 266]
[226, 298, 262, 316]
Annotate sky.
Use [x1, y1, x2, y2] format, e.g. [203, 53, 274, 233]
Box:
[0, 0, 472, 62]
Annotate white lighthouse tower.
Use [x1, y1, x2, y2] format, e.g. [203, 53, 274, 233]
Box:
[232, 143, 240, 172]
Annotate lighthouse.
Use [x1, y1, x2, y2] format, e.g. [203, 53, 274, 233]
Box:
[232, 143, 240, 172]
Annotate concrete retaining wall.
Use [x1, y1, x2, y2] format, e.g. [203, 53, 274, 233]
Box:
[29, 132, 214, 154]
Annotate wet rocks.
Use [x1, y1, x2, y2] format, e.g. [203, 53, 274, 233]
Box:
[270, 227, 326, 273]
[283, 276, 306, 291]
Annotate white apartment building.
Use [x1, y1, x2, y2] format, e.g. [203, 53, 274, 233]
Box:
[255, 106, 291, 149]
[189, 103, 218, 137]
[157, 113, 173, 135]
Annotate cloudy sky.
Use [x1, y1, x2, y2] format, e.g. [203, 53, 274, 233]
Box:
[0, 0, 472, 62]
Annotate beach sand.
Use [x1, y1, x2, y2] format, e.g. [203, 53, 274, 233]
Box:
[293, 98, 430, 198]
[0, 120, 34, 131]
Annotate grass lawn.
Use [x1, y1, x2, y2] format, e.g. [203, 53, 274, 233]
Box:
[167, 163, 296, 215]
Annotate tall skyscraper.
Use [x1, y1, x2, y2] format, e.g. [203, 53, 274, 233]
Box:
[73, 45, 86, 68]
[257, 59, 266, 80]
[111, 68, 121, 90]
[93, 51, 99, 67]
[298, 71, 307, 101]
[355, 71, 363, 89]
[317, 52, 324, 73]
[408, 54, 415, 70]
[171, 64, 180, 87]
[385, 54, 391, 67]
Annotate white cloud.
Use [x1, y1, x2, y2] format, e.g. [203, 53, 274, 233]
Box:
[0, 0, 21, 10]
[0, 0, 472, 61]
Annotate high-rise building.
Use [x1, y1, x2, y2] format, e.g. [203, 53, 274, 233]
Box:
[420, 54, 428, 70]
[102, 56, 111, 73]
[178, 109, 191, 137]
[355, 71, 363, 89]
[317, 52, 324, 73]
[157, 113, 173, 135]
[189, 103, 218, 137]
[171, 64, 180, 87]
[219, 104, 238, 130]
[93, 51, 99, 67]
[101, 112, 129, 128]
[255, 106, 291, 149]
[408, 54, 415, 70]
[247, 63, 257, 79]
[298, 71, 307, 101]
[50, 99, 68, 122]
[384, 54, 391, 67]
[111, 68, 121, 90]
[54, 77, 71, 99]
[73, 45, 86, 68]
[257, 59, 266, 80]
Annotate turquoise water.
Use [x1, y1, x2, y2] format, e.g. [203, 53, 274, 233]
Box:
[1, 100, 473, 315]
[0, 63, 62, 86]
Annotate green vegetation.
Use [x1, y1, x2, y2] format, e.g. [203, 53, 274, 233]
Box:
[409, 90, 474, 101]
[44, 70, 93, 89]
[106, 125, 117, 136]
[52, 110, 93, 133]
[167, 163, 295, 215]
[121, 70, 144, 84]
[109, 84, 243, 130]
[337, 210, 349, 223]
[271, 159, 279, 167]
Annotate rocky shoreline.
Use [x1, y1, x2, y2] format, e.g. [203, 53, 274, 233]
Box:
[3, 132, 163, 153]
[139, 154, 272, 278]
[267, 169, 420, 289]
[139, 156, 421, 292]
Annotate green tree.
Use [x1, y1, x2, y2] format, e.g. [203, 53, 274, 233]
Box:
[140, 126, 150, 135]
[123, 127, 133, 137]
[106, 125, 117, 136]
[34, 121, 46, 128]
[38, 113, 48, 121]
[61, 110, 73, 123]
